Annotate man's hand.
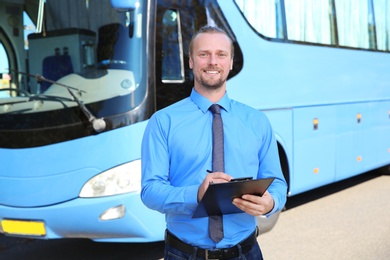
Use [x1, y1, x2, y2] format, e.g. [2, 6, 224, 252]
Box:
[232, 190, 274, 216]
[197, 172, 232, 202]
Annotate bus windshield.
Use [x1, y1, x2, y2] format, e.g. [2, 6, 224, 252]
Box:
[0, 0, 147, 148]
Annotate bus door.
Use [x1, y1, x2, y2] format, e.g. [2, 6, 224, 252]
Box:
[154, 0, 243, 111]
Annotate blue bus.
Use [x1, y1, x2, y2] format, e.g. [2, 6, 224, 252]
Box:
[1, 0, 389, 243]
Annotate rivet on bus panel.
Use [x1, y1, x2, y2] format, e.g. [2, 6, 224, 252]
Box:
[357, 156, 362, 162]
[357, 113, 362, 123]
[313, 118, 319, 130]
[313, 168, 319, 174]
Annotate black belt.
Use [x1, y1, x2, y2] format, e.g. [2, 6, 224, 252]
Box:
[165, 228, 258, 259]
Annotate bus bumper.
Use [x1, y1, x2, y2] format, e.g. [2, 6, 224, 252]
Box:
[0, 193, 166, 243]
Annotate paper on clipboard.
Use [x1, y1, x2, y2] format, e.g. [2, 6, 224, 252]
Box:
[192, 177, 275, 218]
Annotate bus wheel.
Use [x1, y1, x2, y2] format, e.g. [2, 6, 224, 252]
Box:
[256, 210, 281, 235]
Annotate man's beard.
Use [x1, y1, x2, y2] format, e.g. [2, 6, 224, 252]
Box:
[195, 70, 228, 90]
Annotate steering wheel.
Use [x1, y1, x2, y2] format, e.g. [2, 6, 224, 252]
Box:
[98, 59, 127, 69]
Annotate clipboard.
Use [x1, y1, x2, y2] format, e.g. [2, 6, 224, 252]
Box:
[192, 177, 275, 218]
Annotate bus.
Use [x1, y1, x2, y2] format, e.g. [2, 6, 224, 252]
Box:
[1, 0, 390, 243]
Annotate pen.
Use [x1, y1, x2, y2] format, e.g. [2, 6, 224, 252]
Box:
[206, 170, 214, 184]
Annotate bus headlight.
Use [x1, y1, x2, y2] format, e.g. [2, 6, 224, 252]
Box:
[79, 160, 141, 198]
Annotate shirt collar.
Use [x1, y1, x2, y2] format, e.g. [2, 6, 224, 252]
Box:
[190, 88, 231, 114]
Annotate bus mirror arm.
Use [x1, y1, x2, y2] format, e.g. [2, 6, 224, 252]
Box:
[36, 74, 107, 133]
[65, 87, 107, 133]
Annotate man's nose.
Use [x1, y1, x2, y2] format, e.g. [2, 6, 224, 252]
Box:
[208, 54, 218, 65]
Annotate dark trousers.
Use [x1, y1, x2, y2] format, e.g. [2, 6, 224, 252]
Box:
[164, 239, 264, 260]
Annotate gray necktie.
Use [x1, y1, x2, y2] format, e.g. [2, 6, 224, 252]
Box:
[209, 104, 224, 243]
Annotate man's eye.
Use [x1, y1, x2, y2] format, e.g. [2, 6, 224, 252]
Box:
[199, 53, 208, 57]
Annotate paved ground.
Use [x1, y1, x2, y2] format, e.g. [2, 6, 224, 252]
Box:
[258, 172, 390, 260]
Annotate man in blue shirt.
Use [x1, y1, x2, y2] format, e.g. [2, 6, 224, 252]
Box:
[141, 26, 287, 259]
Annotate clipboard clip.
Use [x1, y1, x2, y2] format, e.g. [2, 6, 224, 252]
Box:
[230, 177, 253, 182]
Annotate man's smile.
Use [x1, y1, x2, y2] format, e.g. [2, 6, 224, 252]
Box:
[203, 68, 221, 74]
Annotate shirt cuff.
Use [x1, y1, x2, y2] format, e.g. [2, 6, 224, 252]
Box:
[264, 198, 279, 218]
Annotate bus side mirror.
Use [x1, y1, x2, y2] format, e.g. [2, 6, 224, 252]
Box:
[110, 0, 139, 11]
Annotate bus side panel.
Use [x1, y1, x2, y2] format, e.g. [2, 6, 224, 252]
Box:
[335, 101, 390, 181]
[378, 101, 390, 165]
[292, 106, 337, 195]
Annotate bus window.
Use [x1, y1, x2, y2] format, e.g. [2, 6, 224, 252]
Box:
[0, 31, 13, 97]
[0, 44, 7, 73]
[235, 0, 286, 39]
[0, 43, 11, 96]
[373, 0, 390, 51]
[284, 0, 336, 45]
[23, 11, 35, 49]
[161, 9, 184, 83]
[335, 0, 372, 49]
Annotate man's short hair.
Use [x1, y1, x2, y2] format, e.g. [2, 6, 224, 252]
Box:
[188, 25, 234, 59]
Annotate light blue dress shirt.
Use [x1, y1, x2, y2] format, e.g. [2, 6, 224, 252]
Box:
[141, 88, 287, 249]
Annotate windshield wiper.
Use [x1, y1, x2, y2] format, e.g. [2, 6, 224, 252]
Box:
[11, 70, 106, 133]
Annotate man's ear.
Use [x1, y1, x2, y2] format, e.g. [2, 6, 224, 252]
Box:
[189, 56, 193, 69]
